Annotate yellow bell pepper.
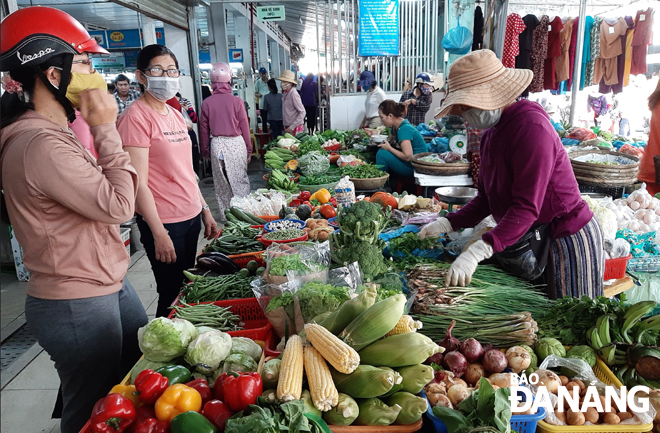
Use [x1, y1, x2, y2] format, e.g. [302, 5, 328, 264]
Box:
[284, 159, 298, 171]
[155, 384, 202, 423]
[310, 189, 331, 204]
[109, 384, 142, 408]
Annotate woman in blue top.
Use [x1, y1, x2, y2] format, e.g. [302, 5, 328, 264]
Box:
[376, 99, 427, 179]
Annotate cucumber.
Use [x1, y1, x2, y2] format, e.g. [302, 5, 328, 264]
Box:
[230, 207, 254, 223]
[238, 268, 250, 277]
[246, 260, 259, 276]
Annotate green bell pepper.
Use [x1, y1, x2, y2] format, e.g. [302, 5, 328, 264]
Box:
[170, 411, 218, 433]
[155, 365, 191, 385]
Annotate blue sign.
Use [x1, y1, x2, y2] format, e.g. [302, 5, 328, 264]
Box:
[88, 28, 166, 50]
[124, 50, 139, 68]
[199, 49, 211, 64]
[229, 49, 244, 63]
[359, 0, 400, 57]
[89, 31, 107, 49]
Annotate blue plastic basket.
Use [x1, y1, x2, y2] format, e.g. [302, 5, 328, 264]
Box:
[327, 217, 338, 227]
[422, 389, 546, 433]
[263, 219, 306, 232]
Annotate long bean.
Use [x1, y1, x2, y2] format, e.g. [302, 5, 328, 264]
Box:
[179, 274, 254, 304]
[172, 302, 244, 331]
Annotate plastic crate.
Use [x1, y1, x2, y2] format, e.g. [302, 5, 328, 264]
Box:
[227, 250, 266, 268]
[604, 255, 632, 280]
[257, 215, 280, 222]
[628, 257, 660, 273]
[168, 297, 271, 341]
[265, 328, 282, 357]
[422, 389, 545, 433]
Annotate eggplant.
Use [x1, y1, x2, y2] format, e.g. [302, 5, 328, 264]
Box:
[185, 268, 221, 278]
[196, 254, 240, 275]
[198, 251, 232, 260]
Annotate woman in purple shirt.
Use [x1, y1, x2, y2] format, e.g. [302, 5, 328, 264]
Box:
[421, 50, 603, 299]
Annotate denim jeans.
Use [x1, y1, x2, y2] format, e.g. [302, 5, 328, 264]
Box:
[25, 278, 147, 433]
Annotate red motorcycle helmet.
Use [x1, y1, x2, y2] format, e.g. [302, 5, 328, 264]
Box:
[1, 6, 109, 72]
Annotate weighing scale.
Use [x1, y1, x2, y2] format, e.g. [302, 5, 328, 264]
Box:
[435, 186, 478, 213]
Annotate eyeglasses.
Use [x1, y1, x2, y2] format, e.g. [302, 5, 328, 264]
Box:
[143, 67, 181, 78]
[72, 59, 93, 67]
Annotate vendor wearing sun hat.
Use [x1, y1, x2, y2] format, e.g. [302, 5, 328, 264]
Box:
[420, 50, 602, 300]
[277, 69, 306, 135]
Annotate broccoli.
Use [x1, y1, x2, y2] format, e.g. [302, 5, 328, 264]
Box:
[333, 240, 389, 282]
[336, 201, 390, 241]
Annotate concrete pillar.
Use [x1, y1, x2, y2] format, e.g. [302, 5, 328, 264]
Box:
[270, 39, 281, 77]
[141, 15, 158, 47]
[209, 3, 229, 64]
[164, 24, 191, 76]
[279, 45, 287, 74]
[256, 30, 269, 71]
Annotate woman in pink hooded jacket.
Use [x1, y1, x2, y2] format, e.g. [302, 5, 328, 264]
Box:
[200, 63, 252, 221]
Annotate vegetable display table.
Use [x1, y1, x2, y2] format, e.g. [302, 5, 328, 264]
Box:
[603, 276, 635, 298]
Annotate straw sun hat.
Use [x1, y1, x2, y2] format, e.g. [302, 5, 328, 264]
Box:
[276, 70, 298, 85]
[434, 49, 533, 118]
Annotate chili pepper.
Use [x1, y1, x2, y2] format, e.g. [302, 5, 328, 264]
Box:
[170, 411, 218, 433]
[222, 371, 263, 412]
[212, 373, 229, 401]
[90, 393, 136, 433]
[328, 197, 337, 207]
[134, 405, 157, 424]
[298, 191, 311, 202]
[185, 378, 212, 406]
[109, 384, 142, 408]
[154, 365, 191, 386]
[201, 400, 232, 432]
[134, 369, 169, 405]
[155, 384, 202, 423]
[319, 204, 337, 219]
[132, 418, 170, 433]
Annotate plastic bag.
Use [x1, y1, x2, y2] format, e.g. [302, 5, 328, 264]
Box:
[407, 212, 442, 225]
[445, 216, 496, 256]
[230, 190, 288, 216]
[429, 137, 450, 153]
[264, 241, 331, 285]
[335, 176, 356, 207]
[534, 355, 656, 426]
[441, 17, 473, 55]
[621, 274, 660, 307]
[611, 238, 631, 259]
[298, 151, 330, 176]
[566, 127, 597, 142]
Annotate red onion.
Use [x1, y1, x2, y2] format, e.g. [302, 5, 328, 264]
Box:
[460, 338, 484, 363]
[439, 320, 461, 353]
[443, 350, 468, 377]
[482, 349, 507, 373]
[424, 352, 444, 366]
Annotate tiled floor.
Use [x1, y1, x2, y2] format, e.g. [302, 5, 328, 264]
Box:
[0, 160, 268, 433]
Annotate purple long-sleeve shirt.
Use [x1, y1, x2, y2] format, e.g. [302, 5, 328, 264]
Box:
[282, 87, 306, 130]
[447, 100, 593, 253]
[200, 91, 251, 158]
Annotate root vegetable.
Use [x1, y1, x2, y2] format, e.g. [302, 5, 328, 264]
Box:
[443, 374, 467, 390]
[567, 409, 586, 426]
[464, 363, 487, 386]
[425, 352, 444, 366]
[555, 410, 567, 425]
[559, 375, 569, 386]
[444, 351, 468, 377]
[482, 349, 507, 373]
[618, 412, 633, 421]
[603, 413, 621, 424]
[460, 338, 484, 363]
[534, 369, 561, 394]
[489, 373, 518, 389]
[565, 381, 581, 395]
[430, 394, 453, 409]
[447, 385, 473, 407]
[584, 407, 599, 424]
[474, 378, 491, 389]
[505, 346, 531, 373]
[439, 320, 461, 353]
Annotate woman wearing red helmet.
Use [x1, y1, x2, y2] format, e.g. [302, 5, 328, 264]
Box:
[117, 45, 218, 317]
[199, 62, 252, 221]
[0, 7, 147, 433]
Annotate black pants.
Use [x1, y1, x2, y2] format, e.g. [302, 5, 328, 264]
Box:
[305, 106, 317, 133]
[137, 213, 201, 317]
[190, 130, 200, 176]
[269, 119, 284, 140]
[260, 108, 269, 132]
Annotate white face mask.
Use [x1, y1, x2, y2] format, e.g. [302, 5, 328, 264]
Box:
[145, 76, 180, 102]
[463, 107, 502, 129]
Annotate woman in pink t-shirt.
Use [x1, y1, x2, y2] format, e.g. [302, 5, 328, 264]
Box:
[117, 45, 218, 317]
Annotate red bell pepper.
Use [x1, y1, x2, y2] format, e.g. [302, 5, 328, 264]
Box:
[328, 197, 337, 207]
[90, 393, 136, 433]
[298, 191, 311, 202]
[302, 201, 313, 208]
[212, 373, 229, 401]
[133, 405, 157, 424]
[134, 369, 169, 405]
[319, 204, 337, 219]
[222, 371, 263, 412]
[201, 400, 233, 432]
[131, 418, 170, 433]
[185, 378, 212, 406]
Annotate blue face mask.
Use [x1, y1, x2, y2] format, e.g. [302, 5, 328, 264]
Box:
[421, 86, 432, 95]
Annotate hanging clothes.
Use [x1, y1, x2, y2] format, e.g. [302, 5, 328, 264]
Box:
[580, 16, 595, 90]
[544, 17, 564, 90]
[623, 22, 635, 86]
[516, 14, 540, 70]
[631, 8, 654, 76]
[530, 15, 550, 93]
[600, 17, 633, 95]
[473, 6, 485, 51]
[585, 17, 602, 87]
[567, 16, 580, 91]
[593, 18, 628, 86]
[503, 13, 526, 68]
[555, 18, 575, 85]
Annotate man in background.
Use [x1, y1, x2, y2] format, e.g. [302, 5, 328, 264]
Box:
[254, 67, 270, 132]
[114, 74, 141, 116]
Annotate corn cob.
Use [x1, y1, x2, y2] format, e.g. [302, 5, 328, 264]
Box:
[341, 294, 407, 351]
[305, 323, 360, 374]
[277, 335, 304, 402]
[330, 365, 396, 399]
[358, 332, 443, 367]
[304, 345, 339, 411]
[385, 315, 423, 337]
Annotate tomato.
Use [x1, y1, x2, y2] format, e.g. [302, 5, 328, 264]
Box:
[319, 204, 337, 219]
[298, 191, 311, 202]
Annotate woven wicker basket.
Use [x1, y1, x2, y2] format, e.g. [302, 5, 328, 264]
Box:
[411, 152, 471, 176]
[569, 149, 639, 187]
[350, 173, 390, 190]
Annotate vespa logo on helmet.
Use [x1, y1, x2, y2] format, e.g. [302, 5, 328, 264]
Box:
[17, 48, 55, 65]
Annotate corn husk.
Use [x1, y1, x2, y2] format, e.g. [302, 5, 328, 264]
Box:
[320, 285, 378, 335]
[384, 392, 428, 425]
[330, 365, 395, 398]
[301, 389, 322, 417]
[322, 393, 359, 426]
[395, 364, 435, 394]
[341, 294, 406, 351]
[354, 398, 401, 426]
[261, 358, 281, 389]
[358, 332, 443, 367]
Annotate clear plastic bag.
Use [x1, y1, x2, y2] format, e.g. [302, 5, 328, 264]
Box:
[230, 190, 288, 216]
[264, 241, 331, 285]
[533, 355, 656, 426]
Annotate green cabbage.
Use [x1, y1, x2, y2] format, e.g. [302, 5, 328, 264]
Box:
[184, 330, 232, 374]
[534, 337, 566, 362]
[230, 337, 263, 361]
[562, 345, 597, 376]
[222, 353, 258, 374]
[130, 358, 172, 384]
[138, 317, 198, 362]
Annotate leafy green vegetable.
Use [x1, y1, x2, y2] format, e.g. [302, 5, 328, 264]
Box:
[298, 174, 340, 185]
[269, 254, 313, 276]
[222, 353, 259, 373]
[299, 151, 330, 176]
[296, 281, 351, 322]
[225, 397, 330, 433]
[185, 330, 233, 374]
[387, 232, 441, 256]
[344, 129, 369, 148]
[298, 137, 327, 156]
[339, 164, 385, 179]
[137, 317, 198, 362]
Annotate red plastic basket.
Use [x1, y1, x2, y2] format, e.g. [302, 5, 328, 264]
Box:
[265, 329, 283, 357]
[604, 254, 632, 280]
[257, 215, 280, 222]
[168, 297, 271, 341]
[227, 250, 266, 268]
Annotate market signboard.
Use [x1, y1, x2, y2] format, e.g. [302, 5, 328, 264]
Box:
[88, 28, 166, 50]
[229, 49, 244, 63]
[92, 54, 126, 70]
[358, 0, 400, 57]
[257, 5, 285, 22]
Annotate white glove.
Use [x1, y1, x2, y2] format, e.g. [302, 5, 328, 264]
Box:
[447, 240, 494, 286]
[419, 217, 453, 239]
